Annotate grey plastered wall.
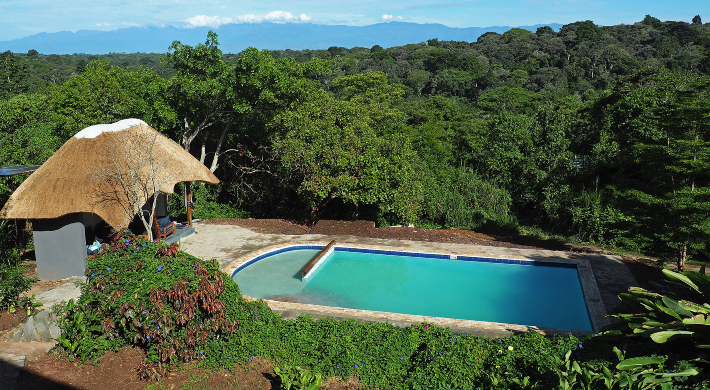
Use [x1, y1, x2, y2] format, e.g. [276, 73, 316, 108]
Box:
[155, 194, 168, 217]
[33, 214, 87, 280]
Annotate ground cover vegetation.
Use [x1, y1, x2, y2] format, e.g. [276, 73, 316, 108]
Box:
[53, 235, 708, 389]
[1, 15, 710, 387]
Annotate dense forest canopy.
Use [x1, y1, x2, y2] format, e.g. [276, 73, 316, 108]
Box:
[1, 16, 710, 270]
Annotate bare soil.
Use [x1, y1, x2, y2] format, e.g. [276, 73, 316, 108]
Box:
[21, 259, 78, 298]
[0, 310, 26, 332]
[17, 347, 362, 390]
[17, 347, 272, 390]
[12, 218, 678, 389]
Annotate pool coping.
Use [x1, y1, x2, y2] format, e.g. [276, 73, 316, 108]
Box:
[222, 241, 611, 336]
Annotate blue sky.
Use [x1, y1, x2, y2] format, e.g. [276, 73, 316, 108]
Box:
[0, 0, 705, 41]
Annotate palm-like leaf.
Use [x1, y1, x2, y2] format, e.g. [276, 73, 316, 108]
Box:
[614, 269, 710, 360]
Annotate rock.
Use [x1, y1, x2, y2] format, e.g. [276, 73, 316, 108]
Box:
[22, 316, 38, 341]
[41, 329, 54, 342]
[11, 329, 22, 342]
[0, 353, 25, 369]
[35, 317, 49, 336]
[49, 325, 61, 340]
[35, 310, 49, 320]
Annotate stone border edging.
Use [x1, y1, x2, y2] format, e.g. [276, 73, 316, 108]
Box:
[6, 309, 62, 342]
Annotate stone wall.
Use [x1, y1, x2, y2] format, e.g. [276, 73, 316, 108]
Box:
[6, 309, 61, 342]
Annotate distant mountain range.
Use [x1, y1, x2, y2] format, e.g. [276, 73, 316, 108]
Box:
[0, 22, 563, 55]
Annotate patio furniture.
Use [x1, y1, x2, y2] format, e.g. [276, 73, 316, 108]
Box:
[153, 214, 176, 241]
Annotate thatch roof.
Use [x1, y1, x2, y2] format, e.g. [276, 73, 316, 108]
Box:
[0, 119, 219, 230]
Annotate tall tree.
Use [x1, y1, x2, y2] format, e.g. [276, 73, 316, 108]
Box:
[162, 31, 239, 171]
[48, 60, 175, 140]
[0, 51, 28, 99]
[274, 90, 422, 224]
[332, 71, 405, 134]
[163, 33, 330, 174]
[600, 70, 710, 269]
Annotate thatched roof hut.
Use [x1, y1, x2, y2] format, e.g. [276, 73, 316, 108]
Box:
[0, 119, 218, 230]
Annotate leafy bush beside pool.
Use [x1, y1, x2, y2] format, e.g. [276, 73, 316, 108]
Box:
[56, 232, 708, 389]
[0, 221, 37, 314]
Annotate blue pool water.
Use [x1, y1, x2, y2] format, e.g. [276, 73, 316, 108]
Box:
[232, 247, 592, 331]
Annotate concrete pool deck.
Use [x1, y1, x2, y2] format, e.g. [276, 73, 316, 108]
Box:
[181, 221, 639, 337]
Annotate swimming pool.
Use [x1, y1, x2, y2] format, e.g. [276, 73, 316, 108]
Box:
[230, 244, 599, 332]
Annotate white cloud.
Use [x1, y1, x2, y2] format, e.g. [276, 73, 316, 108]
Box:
[233, 11, 313, 24]
[264, 11, 312, 22]
[265, 11, 295, 21]
[184, 15, 234, 28]
[382, 14, 404, 21]
[183, 11, 312, 27]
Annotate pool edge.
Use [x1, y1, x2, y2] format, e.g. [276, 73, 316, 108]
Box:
[222, 241, 611, 335]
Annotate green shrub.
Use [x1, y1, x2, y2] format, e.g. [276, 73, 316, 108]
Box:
[0, 221, 36, 312]
[192, 201, 250, 220]
[61, 230, 275, 379]
[56, 298, 121, 362]
[0, 262, 35, 312]
[273, 364, 323, 390]
[548, 346, 698, 390]
[421, 167, 518, 234]
[615, 269, 710, 359]
[213, 317, 583, 389]
[167, 183, 250, 220]
[570, 186, 632, 247]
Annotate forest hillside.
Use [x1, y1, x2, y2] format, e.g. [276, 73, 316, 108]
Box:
[1, 15, 709, 269]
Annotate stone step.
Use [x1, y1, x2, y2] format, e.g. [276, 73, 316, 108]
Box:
[165, 226, 195, 244]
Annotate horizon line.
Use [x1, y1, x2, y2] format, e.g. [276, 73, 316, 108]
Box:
[4, 20, 570, 42]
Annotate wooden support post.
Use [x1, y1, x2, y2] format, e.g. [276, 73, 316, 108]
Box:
[14, 219, 19, 246]
[153, 211, 160, 243]
[186, 182, 192, 227]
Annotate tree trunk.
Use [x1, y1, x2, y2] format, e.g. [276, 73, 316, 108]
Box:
[677, 244, 687, 271]
[308, 194, 337, 226]
[185, 182, 192, 227]
[308, 207, 319, 227]
[199, 131, 209, 165]
[209, 115, 235, 173]
[182, 117, 193, 152]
